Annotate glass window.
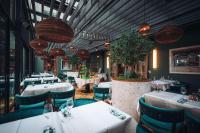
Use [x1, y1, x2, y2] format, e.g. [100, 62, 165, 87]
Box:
[60, 13, 64, 19]
[37, 15, 41, 21]
[28, 0, 32, 9]
[67, 15, 71, 21]
[31, 13, 34, 20]
[74, 1, 79, 8]
[35, 2, 42, 12]
[44, 5, 50, 15]
[52, 9, 57, 17]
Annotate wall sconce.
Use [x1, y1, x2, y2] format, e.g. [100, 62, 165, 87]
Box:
[106, 56, 110, 69]
[153, 48, 158, 69]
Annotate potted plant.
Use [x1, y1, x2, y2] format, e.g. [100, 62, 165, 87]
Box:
[110, 30, 154, 119]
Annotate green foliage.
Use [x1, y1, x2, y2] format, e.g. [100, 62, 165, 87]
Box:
[110, 30, 154, 66]
[79, 65, 89, 78]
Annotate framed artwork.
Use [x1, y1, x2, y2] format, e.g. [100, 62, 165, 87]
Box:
[169, 45, 200, 74]
[61, 59, 72, 70]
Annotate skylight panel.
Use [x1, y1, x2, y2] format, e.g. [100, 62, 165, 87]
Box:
[74, 1, 79, 8]
[60, 13, 64, 19]
[37, 16, 42, 21]
[35, 2, 42, 12]
[52, 9, 57, 17]
[44, 6, 50, 15]
[67, 15, 71, 21]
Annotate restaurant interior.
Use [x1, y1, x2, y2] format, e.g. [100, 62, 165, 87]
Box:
[0, 0, 200, 133]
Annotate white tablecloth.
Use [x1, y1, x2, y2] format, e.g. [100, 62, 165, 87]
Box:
[144, 91, 200, 114]
[75, 78, 91, 89]
[151, 80, 175, 90]
[64, 72, 79, 78]
[21, 82, 73, 96]
[31, 73, 53, 78]
[98, 82, 112, 88]
[20, 77, 61, 86]
[0, 102, 137, 133]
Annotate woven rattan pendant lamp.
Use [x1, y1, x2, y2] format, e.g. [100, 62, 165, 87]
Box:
[138, 0, 151, 36]
[36, 18, 74, 43]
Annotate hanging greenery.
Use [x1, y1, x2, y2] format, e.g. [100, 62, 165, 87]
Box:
[110, 30, 154, 79]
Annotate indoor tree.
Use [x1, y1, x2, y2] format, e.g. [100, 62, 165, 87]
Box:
[110, 30, 154, 79]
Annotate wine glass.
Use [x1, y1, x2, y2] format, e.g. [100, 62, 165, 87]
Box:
[66, 98, 74, 116]
[180, 87, 187, 100]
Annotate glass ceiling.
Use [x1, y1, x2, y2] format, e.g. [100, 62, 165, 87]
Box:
[28, 0, 79, 26]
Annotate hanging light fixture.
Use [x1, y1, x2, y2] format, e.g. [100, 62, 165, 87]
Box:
[76, 49, 89, 60]
[138, 0, 151, 36]
[35, 50, 48, 56]
[155, 25, 184, 44]
[50, 48, 65, 57]
[36, 18, 74, 43]
[30, 39, 48, 50]
[62, 55, 69, 61]
[104, 39, 110, 50]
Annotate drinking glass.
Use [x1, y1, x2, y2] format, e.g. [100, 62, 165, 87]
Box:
[66, 98, 74, 116]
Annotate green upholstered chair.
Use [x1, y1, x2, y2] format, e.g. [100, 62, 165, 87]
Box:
[43, 79, 58, 83]
[51, 89, 75, 108]
[139, 97, 184, 133]
[74, 98, 97, 107]
[0, 109, 44, 124]
[67, 76, 76, 84]
[93, 86, 110, 101]
[15, 92, 49, 110]
[136, 124, 151, 133]
[185, 111, 200, 133]
[59, 98, 97, 110]
[24, 80, 41, 88]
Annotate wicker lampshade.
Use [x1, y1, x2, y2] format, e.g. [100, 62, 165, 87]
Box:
[36, 18, 74, 43]
[30, 39, 48, 50]
[62, 55, 69, 61]
[138, 23, 151, 36]
[35, 50, 48, 56]
[50, 48, 65, 57]
[155, 25, 184, 44]
[76, 49, 89, 60]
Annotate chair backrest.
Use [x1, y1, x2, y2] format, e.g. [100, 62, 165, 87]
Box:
[185, 111, 200, 133]
[68, 76, 75, 83]
[15, 92, 49, 105]
[139, 97, 184, 123]
[93, 87, 109, 100]
[44, 79, 58, 83]
[51, 89, 75, 100]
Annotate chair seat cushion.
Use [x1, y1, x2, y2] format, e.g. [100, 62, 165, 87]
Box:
[74, 98, 97, 107]
[94, 93, 111, 100]
[141, 115, 183, 133]
[19, 102, 45, 110]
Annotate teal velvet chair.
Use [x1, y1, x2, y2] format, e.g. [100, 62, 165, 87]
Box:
[67, 76, 76, 84]
[185, 111, 200, 133]
[139, 97, 184, 133]
[43, 79, 58, 83]
[0, 109, 44, 124]
[59, 98, 97, 110]
[93, 86, 110, 101]
[15, 92, 49, 110]
[74, 98, 97, 107]
[51, 89, 75, 108]
[136, 124, 151, 133]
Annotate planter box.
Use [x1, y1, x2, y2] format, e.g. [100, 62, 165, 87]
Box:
[111, 79, 151, 119]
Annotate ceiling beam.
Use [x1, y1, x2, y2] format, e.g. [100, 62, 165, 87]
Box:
[41, 0, 44, 20]
[50, 0, 55, 17]
[31, 0, 37, 24]
[63, 0, 75, 21]
[56, 0, 66, 18]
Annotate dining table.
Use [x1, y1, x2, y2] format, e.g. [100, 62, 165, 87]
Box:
[151, 80, 176, 91]
[0, 101, 137, 133]
[144, 91, 200, 115]
[21, 82, 74, 96]
[20, 76, 61, 87]
[98, 82, 112, 88]
[31, 73, 53, 78]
